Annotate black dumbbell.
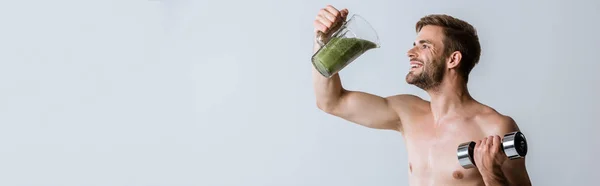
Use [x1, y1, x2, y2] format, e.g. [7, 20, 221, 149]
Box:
[456, 131, 528, 169]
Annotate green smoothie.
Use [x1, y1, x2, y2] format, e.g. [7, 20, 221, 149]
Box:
[312, 37, 378, 78]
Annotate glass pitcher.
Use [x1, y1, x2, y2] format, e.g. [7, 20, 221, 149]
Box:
[312, 14, 380, 78]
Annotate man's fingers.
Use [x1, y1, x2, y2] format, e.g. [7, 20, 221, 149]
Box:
[493, 135, 501, 145]
[315, 5, 347, 34]
[340, 8, 349, 19]
[319, 8, 337, 22]
[324, 5, 341, 19]
[480, 137, 487, 147]
[313, 20, 327, 33]
[316, 15, 333, 29]
[486, 136, 494, 147]
[493, 135, 502, 151]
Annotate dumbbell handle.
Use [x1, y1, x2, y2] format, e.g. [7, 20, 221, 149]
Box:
[457, 131, 527, 169]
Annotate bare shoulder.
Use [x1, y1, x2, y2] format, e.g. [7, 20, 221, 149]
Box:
[385, 94, 430, 114]
[386, 94, 430, 131]
[474, 105, 520, 135]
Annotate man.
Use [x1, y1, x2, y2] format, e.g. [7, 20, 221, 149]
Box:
[312, 5, 532, 186]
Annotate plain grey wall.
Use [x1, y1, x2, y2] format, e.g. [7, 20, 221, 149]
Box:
[0, 0, 598, 185]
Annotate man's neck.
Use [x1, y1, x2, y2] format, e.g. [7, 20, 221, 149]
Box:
[426, 79, 475, 123]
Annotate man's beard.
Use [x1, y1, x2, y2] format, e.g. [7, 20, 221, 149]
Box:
[405, 57, 446, 91]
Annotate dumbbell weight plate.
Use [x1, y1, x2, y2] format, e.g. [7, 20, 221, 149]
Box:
[503, 131, 528, 160]
[457, 141, 476, 169]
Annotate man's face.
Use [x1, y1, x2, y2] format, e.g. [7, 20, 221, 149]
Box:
[406, 25, 448, 91]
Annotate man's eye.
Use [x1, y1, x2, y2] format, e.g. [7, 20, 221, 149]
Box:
[421, 45, 428, 49]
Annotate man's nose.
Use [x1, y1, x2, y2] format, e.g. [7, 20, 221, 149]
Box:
[407, 48, 418, 58]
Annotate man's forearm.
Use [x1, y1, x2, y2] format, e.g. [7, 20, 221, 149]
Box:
[312, 42, 345, 111]
[482, 170, 510, 186]
[312, 64, 344, 110]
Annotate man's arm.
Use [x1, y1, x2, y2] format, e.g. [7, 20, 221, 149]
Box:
[498, 117, 532, 186]
[501, 157, 532, 186]
[480, 116, 532, 186]
[312, 53, 420, 131]
[312, 39, 420, 131]
[311, 5, 422, 131]
[313, 71, 418, 131]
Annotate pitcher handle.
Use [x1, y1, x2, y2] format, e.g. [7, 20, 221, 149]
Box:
[315, 31, 327, 47]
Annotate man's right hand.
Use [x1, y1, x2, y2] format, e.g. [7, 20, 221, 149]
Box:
[313, 5, 348, 50]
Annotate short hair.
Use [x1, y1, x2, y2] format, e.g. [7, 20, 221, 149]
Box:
[415, 14, 481, 82]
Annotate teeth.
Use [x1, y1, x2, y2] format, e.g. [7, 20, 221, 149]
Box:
[411, 64, 420, 68]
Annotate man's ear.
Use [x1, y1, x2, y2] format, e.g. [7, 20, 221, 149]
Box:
[447, 51, 462, 69]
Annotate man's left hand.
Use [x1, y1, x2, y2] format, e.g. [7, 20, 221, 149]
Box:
[474, 135, 508, 177]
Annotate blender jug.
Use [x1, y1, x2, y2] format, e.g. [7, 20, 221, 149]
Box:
[312, 14, 380, 78]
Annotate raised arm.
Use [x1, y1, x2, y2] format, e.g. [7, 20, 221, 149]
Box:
[312, 5, 420, 131]
[313, 80, 413, 131]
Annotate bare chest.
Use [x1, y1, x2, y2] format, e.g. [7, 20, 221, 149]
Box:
[402, 118, 486, 185]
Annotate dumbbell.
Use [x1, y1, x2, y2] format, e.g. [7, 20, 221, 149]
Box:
[456, 131, 528, 169]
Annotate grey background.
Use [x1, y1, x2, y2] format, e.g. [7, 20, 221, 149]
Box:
[0, 0, 598, 185]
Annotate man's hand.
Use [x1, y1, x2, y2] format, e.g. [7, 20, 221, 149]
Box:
[313, 5, 348, 51]
[474, 135, 510, 186]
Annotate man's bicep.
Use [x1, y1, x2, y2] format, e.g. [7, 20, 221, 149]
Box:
[332, 92, 418, 130]
[503, 117, 531, 185]
[501, 158, 532, 186]
[487, 115, 531, 185]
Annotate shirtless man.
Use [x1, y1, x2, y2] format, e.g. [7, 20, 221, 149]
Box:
[312, 5, 532, 186]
